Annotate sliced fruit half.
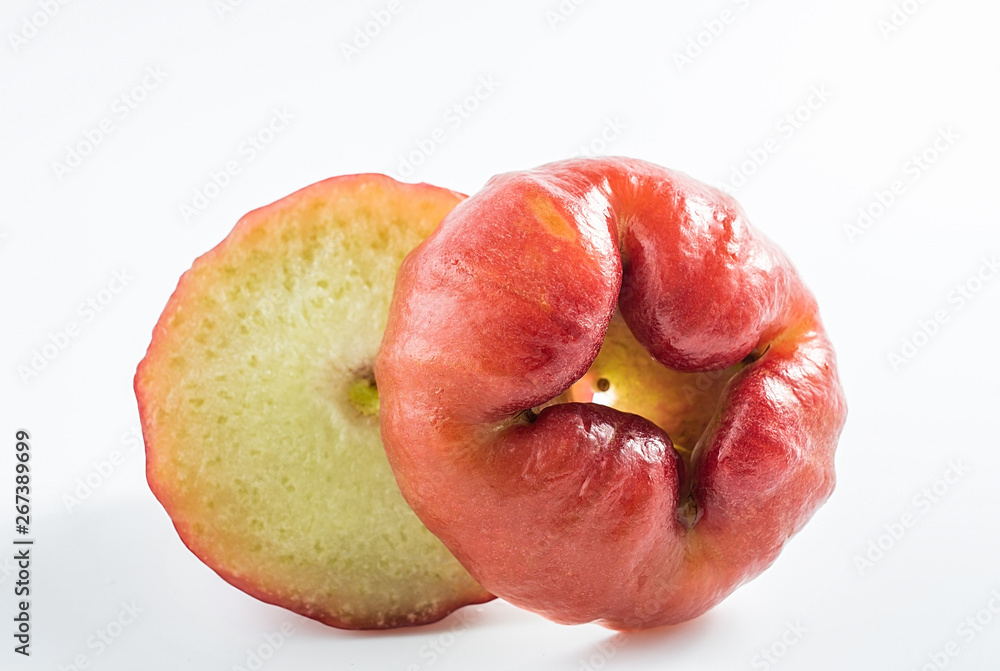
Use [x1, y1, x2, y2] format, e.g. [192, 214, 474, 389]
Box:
[136, 174, 492, 629]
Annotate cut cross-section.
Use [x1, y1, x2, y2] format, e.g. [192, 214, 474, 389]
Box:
[136, 174, 492, 629]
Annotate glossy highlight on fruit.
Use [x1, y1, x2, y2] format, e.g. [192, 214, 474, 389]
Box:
[136, 175, 492, 629]
[376, 157, 847, 630]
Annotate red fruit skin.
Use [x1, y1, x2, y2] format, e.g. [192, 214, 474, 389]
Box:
[376, 157, 847, 630]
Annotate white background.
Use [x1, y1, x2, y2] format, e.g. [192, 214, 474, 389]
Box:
[2, 0, 1000, 669]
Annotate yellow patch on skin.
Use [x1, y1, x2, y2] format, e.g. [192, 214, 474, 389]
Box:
[530, 195, 576, 241]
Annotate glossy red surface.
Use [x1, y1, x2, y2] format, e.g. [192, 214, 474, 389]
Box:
[376, 157, 847, 629]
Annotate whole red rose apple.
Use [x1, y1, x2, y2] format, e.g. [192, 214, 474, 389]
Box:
[376, 157, 847, 630]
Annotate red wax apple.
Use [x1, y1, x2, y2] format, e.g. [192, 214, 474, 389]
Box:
[376, 157, 847, 630]
[137, 175, 491, 629]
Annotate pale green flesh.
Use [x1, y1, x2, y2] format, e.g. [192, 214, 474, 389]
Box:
[146, 185, 485, 627]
